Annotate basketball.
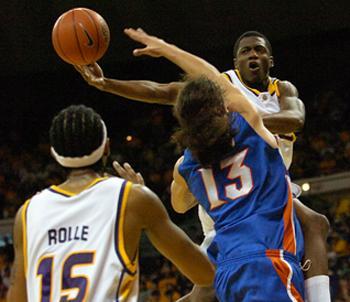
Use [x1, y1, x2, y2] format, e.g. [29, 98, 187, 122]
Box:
[52, 8, 110, 65]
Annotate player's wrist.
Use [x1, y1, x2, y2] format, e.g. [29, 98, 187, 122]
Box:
[100, 77, 113, 91]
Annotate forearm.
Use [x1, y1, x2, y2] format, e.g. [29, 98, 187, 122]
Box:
[101, 78, 180, 105]
[293, 199, 329, 277]
[251, 115, 278, 148]
[262, 111, 304, 134]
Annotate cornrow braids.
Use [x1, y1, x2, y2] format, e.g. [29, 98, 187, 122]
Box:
[50, 105, 104, 158]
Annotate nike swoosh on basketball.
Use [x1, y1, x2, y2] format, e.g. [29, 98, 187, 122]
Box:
[78, 23, 94, 46]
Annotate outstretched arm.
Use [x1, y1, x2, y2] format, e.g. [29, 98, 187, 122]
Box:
[263, 81, 305, 134]
[124, 28, 220, 81]
[124, 28, 278, 148]
[74, 63, 182, 105]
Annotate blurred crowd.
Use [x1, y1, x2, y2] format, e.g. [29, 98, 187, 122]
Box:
[0, 88, 349, 300]
[327, 198, 350, 301]
[0, 235, 12, 302]
[290, 90, 350, 179]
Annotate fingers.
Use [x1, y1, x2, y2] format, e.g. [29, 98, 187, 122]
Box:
[136, 172, 145, 186]
[124, 28, 147, 56]
[133, 48, 148, 57]
[73, 65, 83, 72]
[124, 28, 142, 41]
[113, 161, 145, 185]
[124, 27, 149, 44]
[87, 62, 99, 72]
[73, 64, 90, 78]
[123, 162, 136, 175]
[113, 161, 127, 178]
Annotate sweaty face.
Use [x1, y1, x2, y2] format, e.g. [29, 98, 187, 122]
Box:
[234, 36, 273, 86]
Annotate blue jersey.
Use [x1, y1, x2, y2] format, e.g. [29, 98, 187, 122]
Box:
[179, 113, 304, 264]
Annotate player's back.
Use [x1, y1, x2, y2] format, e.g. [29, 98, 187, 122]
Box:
[24, 177, 138, 302]
[179, 113, 304, 264]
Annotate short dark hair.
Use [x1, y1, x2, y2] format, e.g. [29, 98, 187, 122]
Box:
[173, 77, 236, 167]
[50, 104, 104, 160]
[233, 31, 272, 57]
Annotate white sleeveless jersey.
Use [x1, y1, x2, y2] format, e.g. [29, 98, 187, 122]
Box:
[22, 177, 138, 302]
[224, 69, 295, 169]
[224, 69, 281, 116]
[197, 69, 296, 237]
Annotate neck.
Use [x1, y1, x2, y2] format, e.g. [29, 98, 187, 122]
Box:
[244, 78, 270, 92]
[66, 168, 101, 181]
[56, 168, 103, 194]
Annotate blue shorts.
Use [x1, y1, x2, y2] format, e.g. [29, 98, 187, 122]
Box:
[215, 250, 304, 302]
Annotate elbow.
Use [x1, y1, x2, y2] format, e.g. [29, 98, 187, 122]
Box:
[291, 109, 305, 132]
[294, 114, 305, 132]
[313, 213, 330, 238]
[174, 208, 188, 214]
[303, 212, 330, 239]
[171, 198, 189, 214]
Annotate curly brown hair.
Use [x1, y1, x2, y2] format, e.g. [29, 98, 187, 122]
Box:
[173, 77, 236, 167]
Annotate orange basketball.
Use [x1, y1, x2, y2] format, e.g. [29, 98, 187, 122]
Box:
[52, 8, 110, 65]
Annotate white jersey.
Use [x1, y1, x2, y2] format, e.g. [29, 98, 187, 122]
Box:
[23, 177, 138, 302]
[197, 69, 296, 237]
[224, 69, 295, 169]
[224, 69, 281, 116]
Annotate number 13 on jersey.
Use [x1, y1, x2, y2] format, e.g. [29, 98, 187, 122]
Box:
[199, 149, 253, 209]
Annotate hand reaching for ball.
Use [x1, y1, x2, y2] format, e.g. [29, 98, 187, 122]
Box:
[74, 63, 106, 90]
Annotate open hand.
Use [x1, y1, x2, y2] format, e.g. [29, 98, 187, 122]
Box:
[124, 28, 168, 58]
[113, 161, 145, 185]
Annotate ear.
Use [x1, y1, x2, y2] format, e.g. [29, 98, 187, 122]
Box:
[269, 56, 274, 68]
[234, 58, 238, 69]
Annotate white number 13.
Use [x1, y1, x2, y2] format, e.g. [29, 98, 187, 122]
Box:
[199, 149, 253, 209]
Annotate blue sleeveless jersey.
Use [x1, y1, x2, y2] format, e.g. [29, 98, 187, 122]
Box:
[178, 113, 304, 264]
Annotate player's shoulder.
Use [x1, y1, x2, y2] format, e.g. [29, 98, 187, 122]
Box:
[221, 69, 235, 82]
[276, 80, 298, 96]
[26, 186, 53, 204]
[127, 184, 161, 212]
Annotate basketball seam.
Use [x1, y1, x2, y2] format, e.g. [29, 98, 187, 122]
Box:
[72, 10, 88, 64]
[83, 9, 101, 61]
[55, 15, 75, 64]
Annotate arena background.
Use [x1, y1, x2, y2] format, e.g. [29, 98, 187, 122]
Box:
[0, 1, 349, 301]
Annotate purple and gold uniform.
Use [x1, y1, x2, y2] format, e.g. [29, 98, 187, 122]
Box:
[23, 177, 138, 302]
[179, 113, 304, 302]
